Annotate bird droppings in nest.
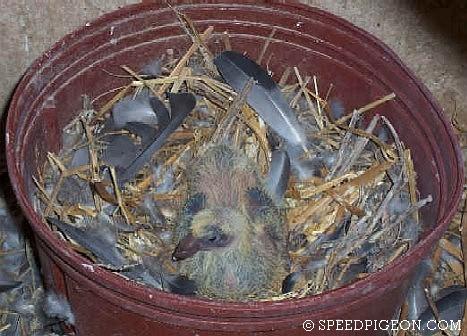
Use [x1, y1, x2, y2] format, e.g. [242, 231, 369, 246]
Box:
[33, 8, 433, 303]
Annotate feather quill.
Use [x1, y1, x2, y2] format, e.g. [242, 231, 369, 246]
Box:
[214, 51, 307, 147]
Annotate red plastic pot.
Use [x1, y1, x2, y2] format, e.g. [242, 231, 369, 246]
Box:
[6, 1, 464, 335]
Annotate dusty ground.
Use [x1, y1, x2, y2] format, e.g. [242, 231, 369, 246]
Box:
[1, 1, 466, 122]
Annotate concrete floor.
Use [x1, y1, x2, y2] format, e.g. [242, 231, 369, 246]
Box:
[1, 1, 466, 121]
[312, 0, 467, 119]
[0, 0, 138, 116]
[1, 1, 466, 116]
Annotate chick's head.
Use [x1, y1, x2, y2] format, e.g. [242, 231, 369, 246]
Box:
[173, 207, 251, 261]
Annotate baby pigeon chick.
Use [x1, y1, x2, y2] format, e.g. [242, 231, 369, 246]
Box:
[172, 145, 288, 300]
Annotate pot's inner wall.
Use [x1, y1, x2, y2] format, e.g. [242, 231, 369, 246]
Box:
[15, 4, 447, 241]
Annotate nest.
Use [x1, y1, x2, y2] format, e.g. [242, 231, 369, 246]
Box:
[32, 8, 432, 303]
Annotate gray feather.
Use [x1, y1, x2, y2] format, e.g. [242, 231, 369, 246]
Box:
[293, 157, 326, 180]
[102, 135, 140, 169]
[142, 194, 167, 226]
[265, 150, 290, 203]
[123, 257, 196, 295]
[418, 287, 467, 335]
[121, 264, 163, 289]
[142, 256, 196, 295]
[153, 165, 175, 194]
[112, 89, 170, 131]
[214, 51, 307, 147]
[117, 93, 196, 185]
[407, 259, 432, 320]
[329, 99, 345, 120]
[47, 217, 126, 268]
[148, 94, 170, 128]
[56, 176, 94, 206]
[285, 140, 326, 180]
[1, 315, 21, 336]
[140, 58, 162, 78]
[377, 125, 390, 142]
[112, 90, 159, 128]
[0, 273, 21, 292]
[43, 291, 75, 325]
[69, 147, 89, 168]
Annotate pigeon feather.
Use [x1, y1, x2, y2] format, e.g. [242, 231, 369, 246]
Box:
[102, 135, 140, 169]
[214, 51, 307, 147]
[0, 273, 22, 293]
[112, 90, 159, 128]
[265, 149, 290, 203]
[47, 217, 126, 268]
[117, 93, 196, 185]
[140, 58, 162, 78]
[406, 259, 432, 320]
[43, 291, 75, 325]
[418, 286, 467, 335]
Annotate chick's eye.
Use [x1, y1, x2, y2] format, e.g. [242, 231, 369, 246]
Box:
[203, 229, 230, 247]
[208, 235, 218, 242]
[206, 232, 222, 244]
[204, 226, 221, 243]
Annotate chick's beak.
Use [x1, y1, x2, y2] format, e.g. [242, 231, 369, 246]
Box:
[172, 233, 203, 261]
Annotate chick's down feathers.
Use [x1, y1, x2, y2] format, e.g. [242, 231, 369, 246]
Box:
[173, 145, 288, 300]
